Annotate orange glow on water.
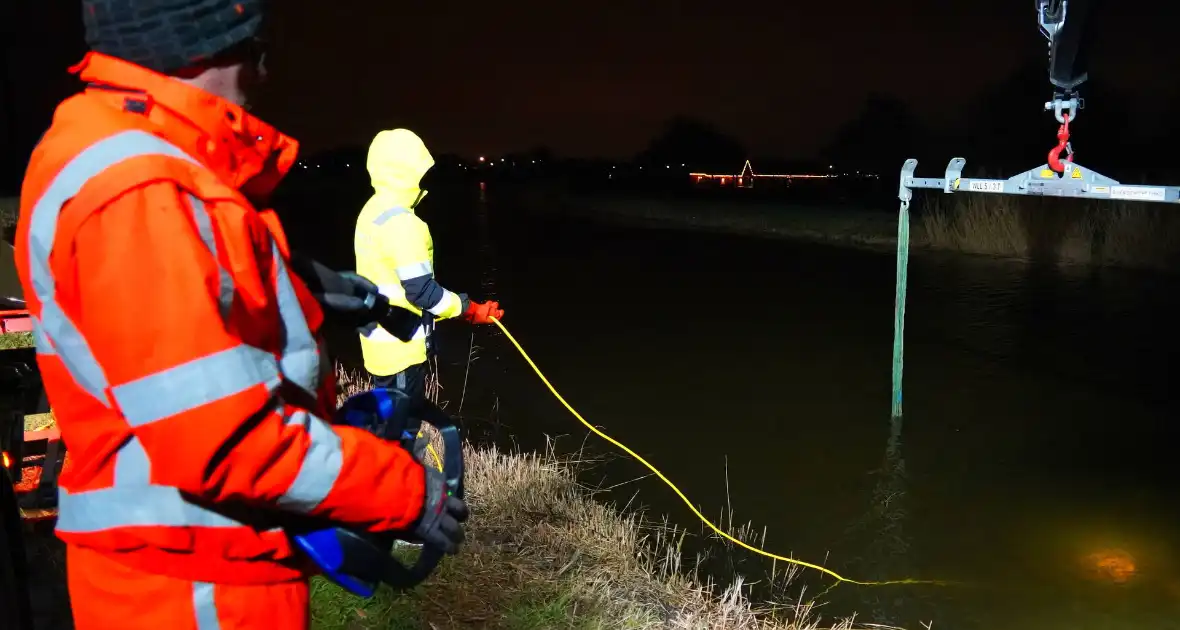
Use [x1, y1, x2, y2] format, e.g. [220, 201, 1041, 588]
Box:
[1086, 549, 1137, 583]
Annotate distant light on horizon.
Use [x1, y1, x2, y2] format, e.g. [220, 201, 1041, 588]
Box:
[478, 156, 485, 162]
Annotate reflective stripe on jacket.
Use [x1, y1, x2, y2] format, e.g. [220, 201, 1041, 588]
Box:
[14, 53, 426, 585]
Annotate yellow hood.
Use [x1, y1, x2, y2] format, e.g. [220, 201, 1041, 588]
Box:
[366, 128, 435, 210]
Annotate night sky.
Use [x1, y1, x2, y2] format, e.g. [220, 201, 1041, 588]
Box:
[3, 1, 1179, 173]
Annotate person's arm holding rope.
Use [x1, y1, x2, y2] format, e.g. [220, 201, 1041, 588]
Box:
[393, 219, 503, 325]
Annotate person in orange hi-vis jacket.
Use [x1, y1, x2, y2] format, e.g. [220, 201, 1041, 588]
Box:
[12, 1, 469, 628]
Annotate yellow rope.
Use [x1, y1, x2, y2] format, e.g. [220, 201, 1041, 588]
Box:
[490, 316, 953, 588]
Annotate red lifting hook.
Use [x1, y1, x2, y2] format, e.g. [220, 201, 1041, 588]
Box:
[1048, 113, 1072, 174]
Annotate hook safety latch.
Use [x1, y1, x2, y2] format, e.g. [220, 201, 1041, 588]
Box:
[1047, 112, 1074, 174]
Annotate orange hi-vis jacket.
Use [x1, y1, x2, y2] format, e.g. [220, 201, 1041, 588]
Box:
[14, 53, 427, 585]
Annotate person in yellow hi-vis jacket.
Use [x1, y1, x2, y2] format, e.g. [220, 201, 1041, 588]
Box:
[355, 128, 504, 407]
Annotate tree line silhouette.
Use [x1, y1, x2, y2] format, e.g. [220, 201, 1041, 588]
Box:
[5, 29, 1180, 193]
[645, 58, 1180, 183]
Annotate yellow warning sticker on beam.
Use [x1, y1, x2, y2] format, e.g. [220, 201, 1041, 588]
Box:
[1071, 169, 1082, 179]
[1040, 169, 1056, 178]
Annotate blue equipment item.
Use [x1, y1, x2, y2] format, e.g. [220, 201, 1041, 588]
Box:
[290, 387, 465, 598]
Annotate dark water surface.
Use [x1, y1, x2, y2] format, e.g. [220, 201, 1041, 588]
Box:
[289, 182, 1180, 630]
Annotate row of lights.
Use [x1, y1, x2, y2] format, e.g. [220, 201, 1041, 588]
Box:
[291, 159, 874, 177]
[477, 157, 544, 165]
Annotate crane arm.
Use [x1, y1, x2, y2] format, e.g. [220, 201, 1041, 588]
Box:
[1039, 0, 1093, 93]
[1037, 0, 1094, 126]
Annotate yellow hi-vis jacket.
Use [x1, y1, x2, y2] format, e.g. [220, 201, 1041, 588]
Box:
[355, 129, 467, 377]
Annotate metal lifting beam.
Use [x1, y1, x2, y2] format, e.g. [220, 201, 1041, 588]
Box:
[898, 158, 1180, 207]
[887, 0, 1175, 438]
[898, 0, 1175, 208]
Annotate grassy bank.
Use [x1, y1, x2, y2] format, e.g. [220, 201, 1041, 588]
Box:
[555, 192, 1180, 272]
[5, 349, 877, 629]
[553, 195, 899, 251]
[310, 441, 853, 629]
[0, 331, 32, 349]
[918, 195, 1180, 270]
[324, 369, 870, 630]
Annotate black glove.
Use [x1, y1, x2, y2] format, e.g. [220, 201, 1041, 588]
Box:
[287, 254, 370, 313]
[323, 271, 379, 313]
[413, 467, 469, 555]
[288, 254, 374, 316]
[288, 254, 418, 340]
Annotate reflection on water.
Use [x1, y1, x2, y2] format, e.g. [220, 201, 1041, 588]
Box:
[842, 413, 915, 624]
[449, 185, 503, 420]
[292, 186, 1180, 629]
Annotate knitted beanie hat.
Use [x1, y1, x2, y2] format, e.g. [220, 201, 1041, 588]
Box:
[82, 0, 263, 74]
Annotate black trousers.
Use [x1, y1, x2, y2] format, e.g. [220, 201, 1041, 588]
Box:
[370, 362, 428, 405]
[369, 362, 430, 463]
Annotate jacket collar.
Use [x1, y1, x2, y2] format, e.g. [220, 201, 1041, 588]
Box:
[69, 52, 299, 196]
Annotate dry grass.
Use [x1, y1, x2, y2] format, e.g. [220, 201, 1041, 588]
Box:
[317, 369, 883, 630]
[916, 194, 1180, 271]
[560, 192, 1180, 272]
[0, 197, 17, 230]
[24, 412, 55, 432]
[0, 331, 32, 349]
